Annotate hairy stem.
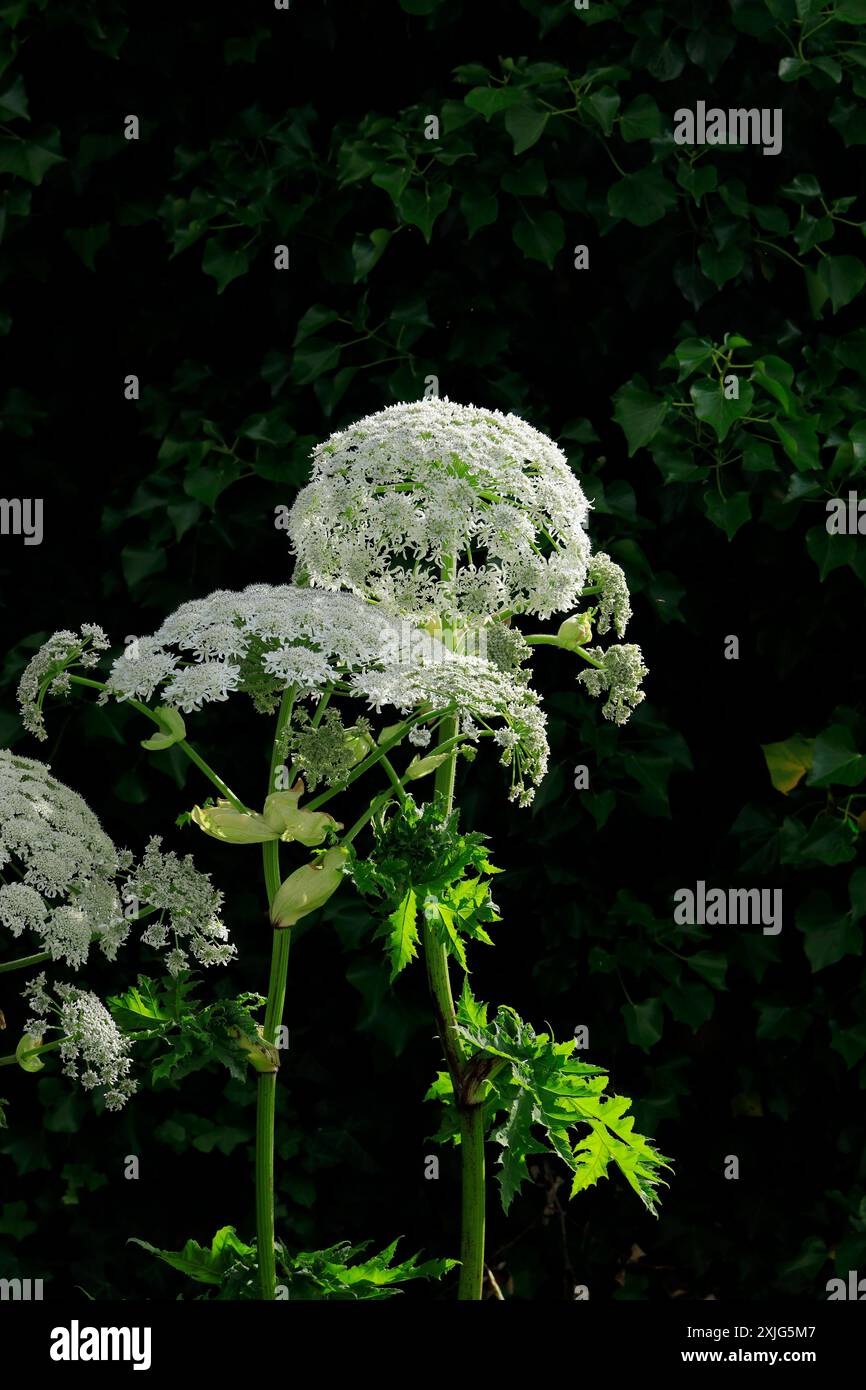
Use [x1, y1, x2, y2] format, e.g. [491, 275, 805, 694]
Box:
[421, 708, 487, 1300]
[255, 686, 295, 1300]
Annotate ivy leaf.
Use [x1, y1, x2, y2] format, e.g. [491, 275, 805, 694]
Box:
[464, 86, 527, 118]
[621, 998, 664, 1050]
[586, 86, 620, 136]
[63, 224, 110, 271]
[504, 103, 548, 154]
[796, 895, 863, 972]
[808, 725, 866, 787]
[0, 126, 63, 184]
[703, 490, 751, 540]
[608, 167, 677, 226]
[690, 377, 754, 441]
[619, 93, 662, 142]
[818, 256, 866, 313]
[761, 735, 813, 793]
[612, 378, 668, 454]
[460, 190, 498, 238]
[512, 209, 564, 267]
[397, 183, 450, 242]
[0, 75, 28, 121]
[201, 236, 250, 293]
[352, 228, 392, 281]
[698, 241, 745, 288]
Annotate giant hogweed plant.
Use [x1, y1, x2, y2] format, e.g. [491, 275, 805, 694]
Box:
[4, 398, 668, 1299]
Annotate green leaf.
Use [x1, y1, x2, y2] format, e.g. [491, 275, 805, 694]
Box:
[501, 158, 547, 197]
[796, 896, 863, 972]
[63, 224, 110, 271]
[674, 337, 714, 376]
[512, 210, 565, 267]
[292, 337, 341, 386]
[619, 93, 662, 142]
[129, 1227, 255, 1285]
[397, 183, 450, 242]
[621, 999, 664, 1050]
[352, 228, 392, 281]
[698, 241, 745, 288]
[503, 103, 548, 154]
[383, 888, 419, 981]
[690, 377, 755, 441]
[0, 126, 63, 183]
[772, 416, 819, 471]
[201, 236, 250, 293]
[612, 378, 668, 455]
[703, 490, 751, 540]
[676, 160, 718, 205]
[808, 725, 866, 787]
[460, 190, 498, 238]
[586, 86, 620, 136]
[761, 735, 813, 793]
[0, 75, 28, 121]
[608, 168, 677, 226]
[818, 256, 866, 313]
[464, 86, 527, 118]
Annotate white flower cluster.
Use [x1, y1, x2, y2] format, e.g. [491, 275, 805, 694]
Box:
[577, 645, 648, 725]
[0, 751, 128, 968]
[101, 585, 446, 712]
[346, 655, 548, 806]
[0, 752, 232, 973]
[587, 553, 632, 638]
[23, 972, 137, 1111]
[17, 624, 110, 741]
[286, 398, 592, 622]
[98, 584, 547, 804]
[124, 836, 233, 976]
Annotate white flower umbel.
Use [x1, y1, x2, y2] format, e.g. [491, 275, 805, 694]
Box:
[0, 751, 128, 968]
[17, 624, 110, 741]
[577, 644, 648, 725]
[0, 752, 234, 972]
[22, 972, 137, 1111]
[286, 398, 593, 623]
[586, 552, 632, 638]
[346, 655, 549, 807]
[123, 836, 233, 976]
[101, 584, 447, 714]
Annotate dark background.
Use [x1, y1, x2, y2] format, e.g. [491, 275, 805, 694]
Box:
[1, 0, 865, 1301]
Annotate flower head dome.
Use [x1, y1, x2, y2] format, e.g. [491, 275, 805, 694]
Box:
[0, 751, 127, 968]
[286, 398, 592, 623]
[0, 751, 231, 971]
[98, 584, 548, 805]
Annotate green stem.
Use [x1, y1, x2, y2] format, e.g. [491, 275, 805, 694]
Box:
[0, 950, 50, 974]
[67, 675, 249, 811]
[0, 1038, 64, 1067]
[421, 704, 486, 1300]
[457, 1104, 487, 1302]
[256, 687, 296, 1301]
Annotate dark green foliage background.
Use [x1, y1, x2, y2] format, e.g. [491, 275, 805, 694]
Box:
[1, 0, 865, 1300]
